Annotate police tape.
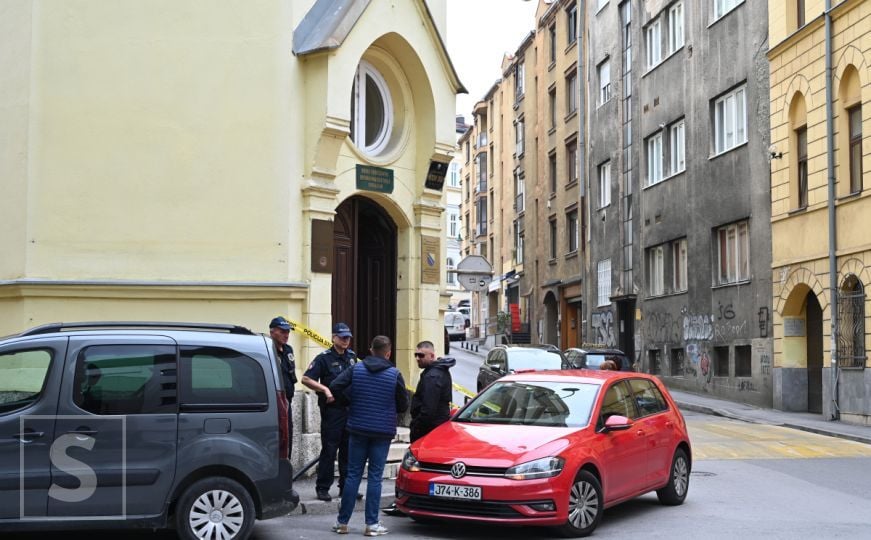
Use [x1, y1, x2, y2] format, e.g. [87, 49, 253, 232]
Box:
[279, 317, 333, 349]
[279, 315, 479, 403]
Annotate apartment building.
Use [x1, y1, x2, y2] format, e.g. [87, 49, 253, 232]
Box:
[446, 115, 471, 308]
[585, 0, 773, 406]
[460, 0, 583, 348]
[768, 0, 870, 423]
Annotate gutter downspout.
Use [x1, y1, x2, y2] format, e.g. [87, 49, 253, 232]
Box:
[824, 0, 840, 420]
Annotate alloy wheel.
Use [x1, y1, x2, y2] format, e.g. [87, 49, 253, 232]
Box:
[568, 479, 599, 529]
[673, 455, 689, 497]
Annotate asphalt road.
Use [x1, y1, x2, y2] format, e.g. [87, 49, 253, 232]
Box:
[19, 409, 871, 539]
[445, 342, 486, 403]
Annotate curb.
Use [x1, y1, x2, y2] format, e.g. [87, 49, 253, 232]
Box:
[675, 401, 761, 424]
[289, 493, 395, 517]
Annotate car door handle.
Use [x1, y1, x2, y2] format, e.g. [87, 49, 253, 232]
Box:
[14, 431, 45, 443]
[665, 421, 674, 428]
[635, 429, 645, 437]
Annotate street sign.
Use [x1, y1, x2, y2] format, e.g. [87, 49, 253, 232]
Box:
[455, 255, 493, 292]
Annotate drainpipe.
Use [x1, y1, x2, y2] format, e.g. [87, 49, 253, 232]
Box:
[824, 0, 840, 420]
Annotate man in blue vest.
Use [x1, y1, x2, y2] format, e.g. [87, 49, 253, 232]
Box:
[302, 322, 358, 502]
[329, 335, 409, 536]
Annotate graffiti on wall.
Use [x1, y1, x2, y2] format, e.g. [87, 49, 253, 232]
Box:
[591, 310, 616, 348]
[643, 305, 754, 344]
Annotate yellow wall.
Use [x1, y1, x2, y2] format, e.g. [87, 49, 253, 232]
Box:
[0, 0, 460, 384]
[769, 0, 871, 370]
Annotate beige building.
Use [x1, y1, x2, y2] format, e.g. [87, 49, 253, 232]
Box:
[0, 0, 464, 388]
[769, 0, 870, 422]
[460, 0, 583, 349]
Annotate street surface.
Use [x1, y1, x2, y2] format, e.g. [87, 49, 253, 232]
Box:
[16, 345, 871, 539]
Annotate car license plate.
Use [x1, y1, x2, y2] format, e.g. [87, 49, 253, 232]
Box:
[429, 483, 481, 500]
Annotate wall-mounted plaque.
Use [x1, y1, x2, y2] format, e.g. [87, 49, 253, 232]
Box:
[783, 317, 806, 337]
[424, 160, 449, 191]
[420, 235, 440, 284]
[311, 219, 334, 273]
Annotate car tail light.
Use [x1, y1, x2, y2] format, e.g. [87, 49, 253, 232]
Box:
[277, 390, 289, 459]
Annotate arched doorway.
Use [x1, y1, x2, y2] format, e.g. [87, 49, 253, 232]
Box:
[806, 292, 823, 413]
[543, 292, 559, 346]
[333, 196, 397, 355]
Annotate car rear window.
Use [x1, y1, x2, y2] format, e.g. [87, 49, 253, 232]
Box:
[179, 346, 267, 411]
[508, 349, 564, 371]
[0, 349, 52, 414]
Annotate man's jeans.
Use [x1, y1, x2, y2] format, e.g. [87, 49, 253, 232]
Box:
[337, 433, 392, 526]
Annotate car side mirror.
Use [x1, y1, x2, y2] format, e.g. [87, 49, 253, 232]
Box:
[449, 406, 460, 417]
[600, 415, 633, 433]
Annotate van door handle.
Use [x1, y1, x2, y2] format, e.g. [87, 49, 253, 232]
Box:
[67, 429, 98, 440]
[14, 431, 45, 443]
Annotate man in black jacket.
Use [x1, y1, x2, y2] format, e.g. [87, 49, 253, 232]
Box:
[409, 341, 455, 442]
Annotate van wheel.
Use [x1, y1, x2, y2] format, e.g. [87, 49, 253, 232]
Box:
[176, 477, 255, 540]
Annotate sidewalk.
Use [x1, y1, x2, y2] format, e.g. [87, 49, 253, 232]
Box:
[669, 389, 871, 446]
[453, 341, 871, 446]
[289, 474, 396, 517]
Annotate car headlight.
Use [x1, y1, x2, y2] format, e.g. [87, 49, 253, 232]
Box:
[504, 457, 565, 480]
[401, 450, 421, 472]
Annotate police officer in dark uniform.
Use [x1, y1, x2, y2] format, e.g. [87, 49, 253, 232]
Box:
[269, 316, 299, 503]
[301, 322, 357, 502]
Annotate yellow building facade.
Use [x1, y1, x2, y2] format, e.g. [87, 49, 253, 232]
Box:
[769, 0, 870, 423]
[0, 0, 463, 384]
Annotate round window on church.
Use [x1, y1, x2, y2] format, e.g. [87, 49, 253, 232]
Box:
[350, 60, 393, 156]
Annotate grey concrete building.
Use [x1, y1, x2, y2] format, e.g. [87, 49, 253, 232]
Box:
[584, 0, 773, 406]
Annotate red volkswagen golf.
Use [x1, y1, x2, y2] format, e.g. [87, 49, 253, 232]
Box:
[396, 370, 691, 537]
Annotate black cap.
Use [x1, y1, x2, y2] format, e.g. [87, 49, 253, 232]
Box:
[269, 316, 292, 330]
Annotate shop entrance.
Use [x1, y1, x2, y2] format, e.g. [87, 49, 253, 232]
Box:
[333, 196, 397, 355]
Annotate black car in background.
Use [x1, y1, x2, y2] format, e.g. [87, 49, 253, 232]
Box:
[564, 347, 632, 371]
[476, 345, 568, 391]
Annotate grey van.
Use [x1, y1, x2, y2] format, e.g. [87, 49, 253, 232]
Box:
[0, 322, 298, 539]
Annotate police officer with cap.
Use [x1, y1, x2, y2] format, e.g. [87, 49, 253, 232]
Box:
[302, 322, 358, 502]
[269, 316, 299, 503]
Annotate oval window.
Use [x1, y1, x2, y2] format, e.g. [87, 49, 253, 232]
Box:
[350, 61, 393, 155]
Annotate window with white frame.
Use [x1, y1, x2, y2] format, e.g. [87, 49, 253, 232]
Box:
[599, 161, 611, 208]
[647, 245, 665, 296]
[670, 120, 685, 174]
[598, 59, 611, 105]
[647, 132, 663, 185]
[515, 119, 525, 155]
[598, 259, 612, 307]
[672, 238, 687, 292]
[646, 20, 661, 69]
[449, 163, 459, 188]
[449, 212, 458, 239]
[713, 0, 742, 20]
[446, 258, 455, 285]
[713, 85, 747, 154]
[567, 209, 579, 253]
[350, 60, 393, 155]
[668, 2, 684, 54]
[716, 220, 750, 285]
[515, 227, 524, 264]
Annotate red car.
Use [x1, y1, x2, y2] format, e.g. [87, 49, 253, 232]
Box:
[396, 370, 691, 537]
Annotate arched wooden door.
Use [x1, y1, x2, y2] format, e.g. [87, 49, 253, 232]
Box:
[333, 196, 397, 356]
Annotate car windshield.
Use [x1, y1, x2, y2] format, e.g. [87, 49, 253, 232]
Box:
[508, 349, 564, 371]
[585, 354, 626, 369]
[455, 380, 599, 427]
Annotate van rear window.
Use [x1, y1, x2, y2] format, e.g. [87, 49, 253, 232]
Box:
[179, 346, 267, 411]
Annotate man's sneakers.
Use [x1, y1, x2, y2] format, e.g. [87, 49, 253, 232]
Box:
[316, 489, 332, 502]
[331, 522, 349, 534]
[363, 523, 389, 537]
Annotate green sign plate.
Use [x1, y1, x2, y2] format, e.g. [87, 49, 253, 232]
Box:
[356, 164, 394, 193]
